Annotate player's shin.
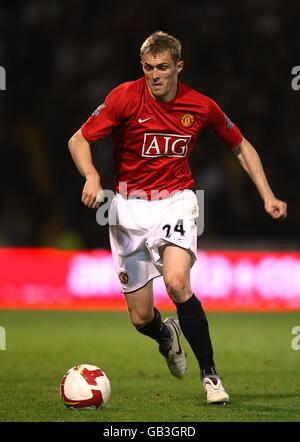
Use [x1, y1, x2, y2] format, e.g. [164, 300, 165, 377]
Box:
[175, 293, 218, 379]
[135, 307, 171, 349]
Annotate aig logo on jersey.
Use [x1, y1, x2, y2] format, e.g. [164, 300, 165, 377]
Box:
[142, 133, 191, 158]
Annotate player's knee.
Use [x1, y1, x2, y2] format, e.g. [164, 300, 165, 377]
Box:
[128, 308, 154, 328]
[165, 276, 191, 303]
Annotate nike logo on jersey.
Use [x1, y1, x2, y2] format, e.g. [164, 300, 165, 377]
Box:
[138, 117, 152, 123]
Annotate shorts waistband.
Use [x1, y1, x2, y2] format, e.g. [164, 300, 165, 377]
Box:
[117, 192, 148, 200]
[116, 189, 194, 201]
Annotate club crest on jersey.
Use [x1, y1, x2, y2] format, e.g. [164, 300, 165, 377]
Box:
[142, 133, 191, 158]
[119, 271, 129, 285]
[92, 103, 105, 117]
[181, 113, 194, 128]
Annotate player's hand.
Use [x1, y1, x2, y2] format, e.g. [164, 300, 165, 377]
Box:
[264, 197, 287, 221]
[82, 173, 103, 209]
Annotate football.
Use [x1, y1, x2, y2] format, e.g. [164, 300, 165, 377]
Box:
[60, 364, 111, 409]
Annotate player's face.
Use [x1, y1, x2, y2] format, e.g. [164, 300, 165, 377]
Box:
[141, 51, 184, 102]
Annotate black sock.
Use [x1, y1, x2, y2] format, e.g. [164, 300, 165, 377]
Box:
[135, 307, 171, 349]
[175, 294, 218, 379]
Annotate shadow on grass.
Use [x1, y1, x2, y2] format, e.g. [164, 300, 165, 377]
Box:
[224, 393, 300, 416]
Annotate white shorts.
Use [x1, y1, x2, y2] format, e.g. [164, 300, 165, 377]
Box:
[109, 189, 199, 293]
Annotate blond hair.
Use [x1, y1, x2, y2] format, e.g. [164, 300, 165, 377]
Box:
[140, 31, 182, 63]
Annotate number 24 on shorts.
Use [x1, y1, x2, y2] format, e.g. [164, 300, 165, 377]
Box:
[162, 219, 185, 239]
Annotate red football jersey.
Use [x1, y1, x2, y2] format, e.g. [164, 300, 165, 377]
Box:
[81, 77, 242, 198]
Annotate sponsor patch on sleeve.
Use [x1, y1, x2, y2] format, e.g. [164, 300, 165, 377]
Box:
[224, 113, 233, 129]
[92, 103, 106, 117]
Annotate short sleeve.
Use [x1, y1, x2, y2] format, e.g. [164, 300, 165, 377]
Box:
[81, 83, 130, 142]
[206, 99, 243, 148]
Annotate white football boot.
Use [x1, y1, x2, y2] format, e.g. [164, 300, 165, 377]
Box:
[159, 317, 187, 379]
[203, 376, 230, 404]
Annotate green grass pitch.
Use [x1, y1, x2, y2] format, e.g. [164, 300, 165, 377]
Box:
[0, 310, 299, 422]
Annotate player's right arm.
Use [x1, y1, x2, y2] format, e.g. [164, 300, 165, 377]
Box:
[68, 129, 102, 209]
[68, 82, 132, 209]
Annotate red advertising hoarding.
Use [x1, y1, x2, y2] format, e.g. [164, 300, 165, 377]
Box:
[0, 248, 299, 311]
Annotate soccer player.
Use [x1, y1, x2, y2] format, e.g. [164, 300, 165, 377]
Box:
[68, 31, 287, 404]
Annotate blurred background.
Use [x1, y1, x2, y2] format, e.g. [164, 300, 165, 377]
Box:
[1, 4, 300, 422]
[0, 0, 299, 251]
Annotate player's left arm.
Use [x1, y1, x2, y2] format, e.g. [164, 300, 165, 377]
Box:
[232, 137, 287, 220]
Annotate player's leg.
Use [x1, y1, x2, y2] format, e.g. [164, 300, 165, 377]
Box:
[162, 244, 229, 403]
[125, 279, 172, 351]
[162, 244, 216, 376]
[125, 279, 154, 327]
[109, 195, 173, 358]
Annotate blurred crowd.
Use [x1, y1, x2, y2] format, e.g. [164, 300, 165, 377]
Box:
[1, 0, 299, 249]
